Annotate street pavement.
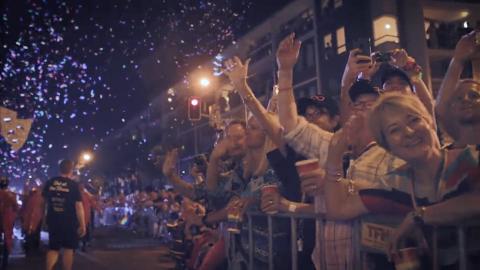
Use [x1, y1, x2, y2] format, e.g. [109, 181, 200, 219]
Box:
[7, 227, 177, 270]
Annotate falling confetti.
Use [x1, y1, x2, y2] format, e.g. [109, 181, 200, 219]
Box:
[0, 0, 289, 185]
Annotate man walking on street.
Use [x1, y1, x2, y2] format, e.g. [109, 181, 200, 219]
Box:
[43, 160, 86, 270]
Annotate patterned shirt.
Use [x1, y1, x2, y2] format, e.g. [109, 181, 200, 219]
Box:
[284, 117, 405, 270]
[284, 117, 351, 270]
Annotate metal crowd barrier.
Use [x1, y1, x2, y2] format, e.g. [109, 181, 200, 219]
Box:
[227, 211, 480, 270]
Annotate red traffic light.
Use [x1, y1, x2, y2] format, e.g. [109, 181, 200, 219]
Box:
[188, 96, 201, 121]
[190, 98, 199, 106]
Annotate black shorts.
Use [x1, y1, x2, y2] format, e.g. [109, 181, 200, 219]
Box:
[48, 226, 79, 250]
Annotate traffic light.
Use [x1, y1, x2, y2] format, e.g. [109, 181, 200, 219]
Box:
[188, 96, 201, 121]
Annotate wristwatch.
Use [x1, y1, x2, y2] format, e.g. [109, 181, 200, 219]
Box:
[412, 206, 426, 225]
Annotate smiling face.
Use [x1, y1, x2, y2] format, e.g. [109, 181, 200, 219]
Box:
[225, 123, 247, 158]
[380, 106, 439, 164]
[370, 93, 440, 163]
[450, 80, 480, 125]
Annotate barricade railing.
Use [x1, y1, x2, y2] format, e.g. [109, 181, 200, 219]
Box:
[227, 211, 480, 270]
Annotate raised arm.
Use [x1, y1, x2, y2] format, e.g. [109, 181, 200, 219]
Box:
[160, 149, 196, 200]
[436, 31, 479, 123]
[323, 117, 370, 220]
[276, 33, 302, 133]
[390, 49, 435, 118]
[340, 49, 378, 124]
[224, 57, 284, 150]
[206, 139, 230, 192]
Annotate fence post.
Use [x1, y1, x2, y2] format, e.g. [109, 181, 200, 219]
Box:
[352, 219, 362, 270]
[248, 213, 254, 270]
[458, 225, 467, 270]
[268, 215, 274, 270]
[290, 217, 298, 270]
[432, 226, 439, 270]
[319, 218, 326, 270]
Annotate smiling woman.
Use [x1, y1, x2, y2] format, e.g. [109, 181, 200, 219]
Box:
[368, 93, 439, 163]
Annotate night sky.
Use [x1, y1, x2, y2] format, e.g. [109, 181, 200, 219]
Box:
[0, 0, 291, 185]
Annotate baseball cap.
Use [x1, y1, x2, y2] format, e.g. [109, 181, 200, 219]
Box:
[297, 95, 339, 117]
[349, 79, 380, 103]
[380, 66, 414, 92]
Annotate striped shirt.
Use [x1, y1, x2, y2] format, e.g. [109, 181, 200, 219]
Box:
[284, 117, 352, 270]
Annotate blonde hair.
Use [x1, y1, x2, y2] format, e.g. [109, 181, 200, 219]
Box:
[368, 93, 433, 150]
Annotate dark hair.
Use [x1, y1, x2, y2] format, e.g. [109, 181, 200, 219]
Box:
[59, 159, 74, 175]
[193, 154, 208, 175]
[349, 79, 380, 103]
[380, 66, 414, 92]
[297, 95, 340, 117]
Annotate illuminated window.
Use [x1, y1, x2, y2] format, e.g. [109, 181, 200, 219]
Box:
[336, 27, 346, 54]
[373, 15, 399, 46]
[334, 0, 343, 8]
[324, 34, 332, 48]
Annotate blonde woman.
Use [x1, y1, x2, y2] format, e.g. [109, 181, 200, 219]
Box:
[323, 93, 479, 266]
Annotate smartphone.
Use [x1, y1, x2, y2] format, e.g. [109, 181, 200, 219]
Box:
[372, 51, 393, 63]
[352, 37, 372, 64]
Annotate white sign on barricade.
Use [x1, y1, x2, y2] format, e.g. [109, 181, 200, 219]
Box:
[361, 222, 396, 253]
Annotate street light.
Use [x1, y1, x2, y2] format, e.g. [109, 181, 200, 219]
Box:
[82, 153, 92, 162]
[199, 77, 210, 88]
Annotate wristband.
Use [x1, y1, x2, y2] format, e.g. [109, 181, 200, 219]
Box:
[288, 203, 297, 213]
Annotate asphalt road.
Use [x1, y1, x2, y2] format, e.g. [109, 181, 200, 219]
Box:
[7, 227, 177, 270]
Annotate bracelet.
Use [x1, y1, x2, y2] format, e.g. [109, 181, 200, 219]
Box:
[403, 58, 422, 74]
[288, 203, 297, 213]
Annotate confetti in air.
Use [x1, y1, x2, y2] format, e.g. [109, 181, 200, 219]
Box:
[0, 0, 268, 185]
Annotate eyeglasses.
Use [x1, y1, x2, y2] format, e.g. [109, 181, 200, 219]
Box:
[305, 109, 325, 120]
[352, 100, 375, 110]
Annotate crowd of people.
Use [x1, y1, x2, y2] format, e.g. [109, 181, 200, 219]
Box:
[0, 29, 478, 270]
[156, 30, 480, 270]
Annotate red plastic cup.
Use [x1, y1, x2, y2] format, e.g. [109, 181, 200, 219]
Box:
[261, 185, 279, 215]
[295, 159, 320, 176]
[392, 247, 421, 270]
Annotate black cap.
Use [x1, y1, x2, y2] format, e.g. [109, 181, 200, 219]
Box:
[297, 95, 339, 117]
[349, 79, 380, 102]
[380, 66, 414, 92]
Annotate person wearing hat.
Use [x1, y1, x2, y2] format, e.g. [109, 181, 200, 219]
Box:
[0, 176, 17, 269]
[378, 49, 434, 117]
[296, 95, 340, 133]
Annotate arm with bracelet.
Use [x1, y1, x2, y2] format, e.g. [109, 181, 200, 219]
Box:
[223, 57, 285, 152]
[390, 49, 435, 120]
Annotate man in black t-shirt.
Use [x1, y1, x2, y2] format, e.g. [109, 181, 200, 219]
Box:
[42, 160, 86, 270]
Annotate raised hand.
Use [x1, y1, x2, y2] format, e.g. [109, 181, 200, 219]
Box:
[389, 48, 410, 68]
[276, 33, 302, 70]
[453, 30, 480, 63]
[210, 138, 231, 160]
[161, 149, 178, 177]
[342, 49, 373, 85]
[224, 57, 251, 90]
